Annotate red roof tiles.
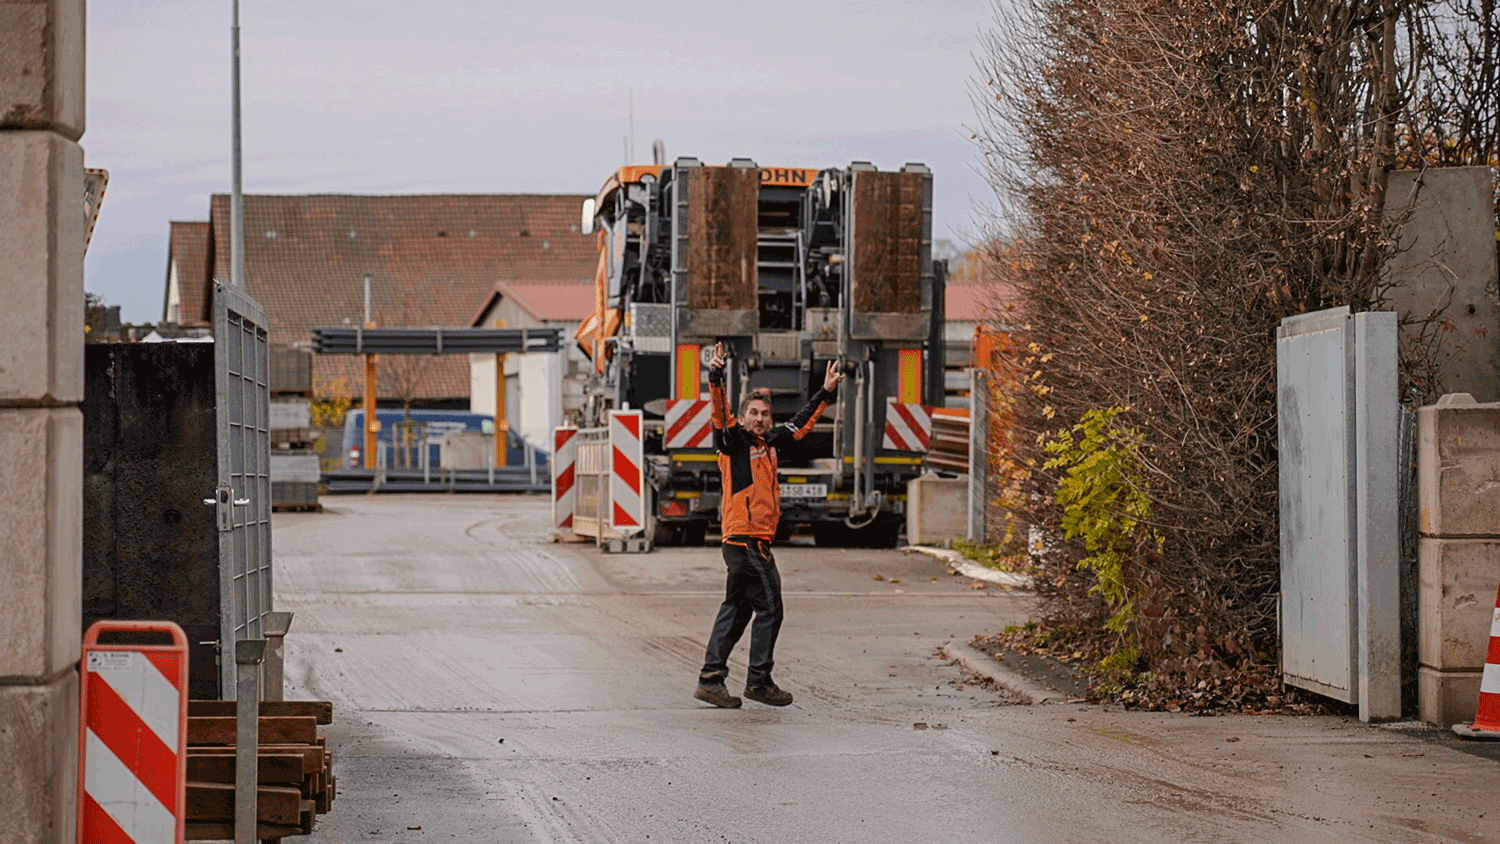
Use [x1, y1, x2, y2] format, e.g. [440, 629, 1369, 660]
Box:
[471, 282, 598, 326]
[166, 221, 212, 327]
[172, 193, 597, 400]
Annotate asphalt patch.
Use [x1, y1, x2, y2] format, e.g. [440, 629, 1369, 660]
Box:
[976, 644, 1092, 701]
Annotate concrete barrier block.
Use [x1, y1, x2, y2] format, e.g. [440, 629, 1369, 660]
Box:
[0, 407, 83, 679]
[442, 431, 492, 469]
[0, 0, 85, 138]
[0, 132, 84, 404]
[906, 473, 969, 545]
[1418, 395, 1500, 537]
[1418, 665, 1482, 728]
[0, 673, 78, 844]
[1417, 536, 1500, 671]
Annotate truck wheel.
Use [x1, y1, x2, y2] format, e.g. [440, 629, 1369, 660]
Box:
[812, 523, 849, 547]
[845, 516, 902, 548]
[683, 521, 708, 547]
[653, 522, 681, 547]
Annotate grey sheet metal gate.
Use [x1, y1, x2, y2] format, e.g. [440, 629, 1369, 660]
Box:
[1276, 306, 1400, 721]
[213, 281, 273, 696]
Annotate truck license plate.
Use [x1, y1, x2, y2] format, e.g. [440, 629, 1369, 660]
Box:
[780, 483, 827, 499]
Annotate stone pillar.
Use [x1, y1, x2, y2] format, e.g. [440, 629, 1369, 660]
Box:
[1416, 394, 1500, 727]
[0, 1, 86, 841]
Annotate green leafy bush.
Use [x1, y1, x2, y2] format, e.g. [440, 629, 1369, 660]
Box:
[1042, 406, 1161, 634]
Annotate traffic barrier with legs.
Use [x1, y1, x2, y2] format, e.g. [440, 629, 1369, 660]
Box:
[564, 410, 653, 553]
[78, 620, 189, 844]
[610, 410, 645, 537]
[552, 427, 578, 530]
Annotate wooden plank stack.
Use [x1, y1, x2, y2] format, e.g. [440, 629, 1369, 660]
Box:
[184, 700, 337, 840]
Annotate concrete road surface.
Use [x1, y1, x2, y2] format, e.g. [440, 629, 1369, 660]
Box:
[273, 495, 1500, 844]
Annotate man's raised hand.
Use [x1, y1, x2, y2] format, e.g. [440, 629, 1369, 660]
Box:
[823, 359, 846, 392]
[709, 342, 726, 371]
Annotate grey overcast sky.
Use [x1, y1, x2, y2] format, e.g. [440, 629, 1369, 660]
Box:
[84, 0, 1000, 323]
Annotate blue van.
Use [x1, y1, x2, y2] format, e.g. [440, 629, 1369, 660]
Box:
[341, 409, 545, 470]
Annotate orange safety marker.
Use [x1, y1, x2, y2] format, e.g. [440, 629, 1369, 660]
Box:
[1454, 580, 1500, 740]
[78, 621, 189, 843]
[674, 343, 701, 401]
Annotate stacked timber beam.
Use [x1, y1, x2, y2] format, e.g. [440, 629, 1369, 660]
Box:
[184, 700, 337, 840]
[925, 407, 970, 474]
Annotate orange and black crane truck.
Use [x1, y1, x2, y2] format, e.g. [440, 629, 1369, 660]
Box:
[575, 156, 945, 547]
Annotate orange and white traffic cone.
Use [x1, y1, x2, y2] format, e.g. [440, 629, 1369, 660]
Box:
[1453, 580, 1500, 740]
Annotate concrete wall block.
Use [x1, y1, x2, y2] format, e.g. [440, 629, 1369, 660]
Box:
[0, 673, 78, 843]
[1384, 168, 1500, 402]
[0, 407, 82, 679]
[1417, 536, 1500, 671]
[1417, 395, 1500, 537]
[0, 131, 84, 404]
[1418, 666, 1482, 728]
[906, 473, 969, 545]
[0, 0, 85, 138]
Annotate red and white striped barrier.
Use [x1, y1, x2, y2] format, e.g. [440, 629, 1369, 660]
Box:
[882, 399, 932, 452]
[1455, 580, 1500, 738]
[664, 399, 713, 449]
[552, 427, 578, 530]
[609, 410, 645, 535]
[78, 620, 188, 844]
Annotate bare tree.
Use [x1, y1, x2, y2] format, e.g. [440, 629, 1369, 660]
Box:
[969, 0, 1498, 701]
[375, 288, 444, 468]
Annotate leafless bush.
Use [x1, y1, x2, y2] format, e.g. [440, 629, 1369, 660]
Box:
[970, 0, 1498, 672]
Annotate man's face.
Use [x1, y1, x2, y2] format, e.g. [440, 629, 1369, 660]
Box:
[739, 399, 772, 436]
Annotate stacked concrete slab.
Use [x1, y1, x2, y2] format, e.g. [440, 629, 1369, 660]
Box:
[1, 1, 86, 840]
[271, 398, 321, 510]
[1417, 393, 1500, 726]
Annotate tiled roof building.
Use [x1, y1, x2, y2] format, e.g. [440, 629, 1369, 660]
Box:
[164, 193, 597, 401]
[163, 221, 212, 328]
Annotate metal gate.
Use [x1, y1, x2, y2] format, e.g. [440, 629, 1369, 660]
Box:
[213, 281, 273, 696]
[1276, 306, 1401, 721]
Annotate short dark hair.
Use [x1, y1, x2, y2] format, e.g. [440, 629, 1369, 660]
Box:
[738, 389, 772, 417]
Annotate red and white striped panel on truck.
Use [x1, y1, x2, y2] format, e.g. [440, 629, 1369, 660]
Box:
[78, 620, 189, 844]
[609, 410, 645, 535]
[552, 427, 578, 529]
[882, 399, 933, 452]
[665, 399, 713, 450]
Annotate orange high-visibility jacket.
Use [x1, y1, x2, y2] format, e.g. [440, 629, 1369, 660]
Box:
[710, 369, 834, 540]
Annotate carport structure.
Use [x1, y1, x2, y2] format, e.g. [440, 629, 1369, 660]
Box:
[311, 325, 564, 490]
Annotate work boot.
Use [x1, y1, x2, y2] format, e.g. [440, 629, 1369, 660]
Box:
[693, 682, 742, 708]
[743, 683, 793, 707]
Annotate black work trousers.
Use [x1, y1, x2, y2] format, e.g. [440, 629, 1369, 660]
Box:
[699, 536, 783, 687]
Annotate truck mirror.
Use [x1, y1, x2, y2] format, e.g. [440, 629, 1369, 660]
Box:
[580, 199, 596, 235]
